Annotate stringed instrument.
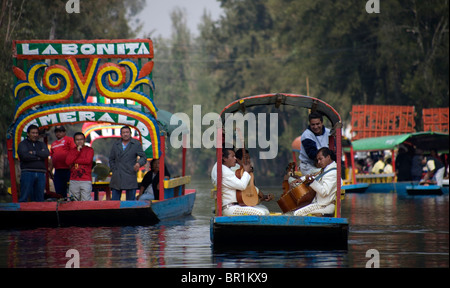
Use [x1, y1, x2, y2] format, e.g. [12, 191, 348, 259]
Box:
[234, 127, 259, 206]
[235, 166, 259, 206]
[282, 162, 296, 194]
[277, 170, 322, 213]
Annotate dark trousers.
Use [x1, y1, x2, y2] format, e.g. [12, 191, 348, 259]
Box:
[19, 171, 45, 202]
[54, 169, 71, 197]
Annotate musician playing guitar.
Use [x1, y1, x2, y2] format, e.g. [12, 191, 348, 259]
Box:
[235, 149, 274, 204]
[291, 147, 339, 217]
[211, 148, 270, 216]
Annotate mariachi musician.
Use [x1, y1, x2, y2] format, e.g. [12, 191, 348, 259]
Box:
[291, 147, 339, 216]
[234, 149, 273, 204]
[211, 148, 270, 216]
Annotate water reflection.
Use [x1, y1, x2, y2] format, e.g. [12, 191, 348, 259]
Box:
[213, 250, 348, 268]
[0, 179, 448, 268]
[3, 219, 211, 268]
[344, 193, 449, 268]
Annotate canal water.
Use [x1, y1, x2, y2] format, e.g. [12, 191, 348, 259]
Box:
[0, 178, 448, 268]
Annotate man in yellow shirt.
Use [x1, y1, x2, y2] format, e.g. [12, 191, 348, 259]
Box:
[372, 155, 385, 174]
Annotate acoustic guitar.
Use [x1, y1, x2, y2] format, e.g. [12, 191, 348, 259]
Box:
[235, 166, 259, 206]
[234, 127, 259, 207]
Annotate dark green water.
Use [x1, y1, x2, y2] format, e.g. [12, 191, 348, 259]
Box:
[0, 179, 448, 268]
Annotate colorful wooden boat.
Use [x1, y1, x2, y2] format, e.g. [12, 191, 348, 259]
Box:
[211, 93, 348, 250]
[2, 38, 196, 228]
[0, 190, 195, 229]
[344, 132, 449, 195]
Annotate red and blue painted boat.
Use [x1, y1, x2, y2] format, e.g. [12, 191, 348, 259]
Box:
[1, 38, 195, 228]
[210, 93, 348, 250]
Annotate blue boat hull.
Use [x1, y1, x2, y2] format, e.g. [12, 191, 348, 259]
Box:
[342, 183, 369, 193]
[406, 185, 444, 196]
[151, 192, 196, 220]
[211, 215, 348, 250]
[365, 182, 449, 195]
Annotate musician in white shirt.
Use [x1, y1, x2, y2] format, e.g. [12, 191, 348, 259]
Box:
[211, 148, 270, 216]
[293, 147, 339, 216]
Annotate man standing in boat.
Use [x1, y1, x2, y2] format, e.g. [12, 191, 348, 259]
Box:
[109, 126, 147, 200]
[298, 112, 330, 176]
[292, 147, 338, 216]
[49, 125, 76, 198]
[65, 132, 94, 201]
[211, 148, 270, 216]
[17, 124, 50, 202]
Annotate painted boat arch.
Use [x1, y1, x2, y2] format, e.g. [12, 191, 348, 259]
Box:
[6, 38, 167, 203]
[8, 103, 161, 160]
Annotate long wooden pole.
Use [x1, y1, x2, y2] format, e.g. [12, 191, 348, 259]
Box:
[7, 139, 18, 203]
[335, 124, 342, 218]
[216, 125, 223, 216]
[306, 77, 310, 96]
[159, 133, 165, 201]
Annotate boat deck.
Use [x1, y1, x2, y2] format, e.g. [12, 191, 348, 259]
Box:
[211, 215, 348, 250]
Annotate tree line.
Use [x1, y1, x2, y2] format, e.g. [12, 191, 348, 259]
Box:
[1, 0, 448, 184]
[152, 0, 448, 180]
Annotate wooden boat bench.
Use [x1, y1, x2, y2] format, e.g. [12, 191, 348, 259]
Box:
[356, 173, 395, 183]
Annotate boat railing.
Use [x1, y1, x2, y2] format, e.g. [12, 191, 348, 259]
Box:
[163, 176, 191, 198]
[355, 173, 395, 183]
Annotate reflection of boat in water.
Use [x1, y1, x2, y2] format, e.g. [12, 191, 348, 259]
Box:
[210, 93, 348, 250]
[1, 38, 195, 228]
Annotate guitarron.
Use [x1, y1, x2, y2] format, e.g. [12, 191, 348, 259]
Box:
[277, 183, 316, 213]
[277, 170, 321, 213]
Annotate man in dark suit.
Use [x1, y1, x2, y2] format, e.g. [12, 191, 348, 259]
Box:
[109, 126, 147, 200]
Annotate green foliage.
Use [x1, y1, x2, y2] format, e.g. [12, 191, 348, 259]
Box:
[1, 0, 448, 180]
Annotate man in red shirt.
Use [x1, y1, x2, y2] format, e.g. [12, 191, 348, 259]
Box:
[66, 132, 94, 201]
[50, 126, 76, 197]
